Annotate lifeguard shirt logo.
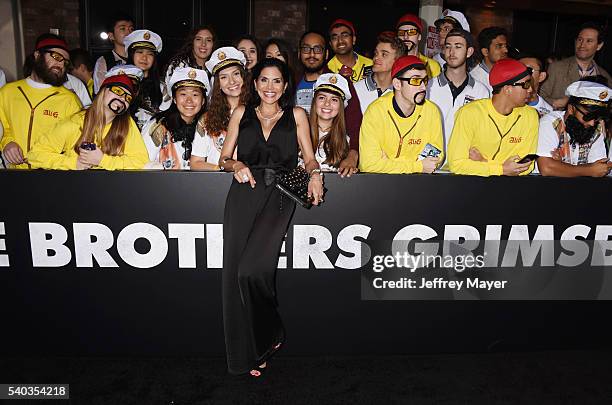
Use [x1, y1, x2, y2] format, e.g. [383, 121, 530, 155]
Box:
[407, 138, 422, 145]
[509, 136, 522, 144]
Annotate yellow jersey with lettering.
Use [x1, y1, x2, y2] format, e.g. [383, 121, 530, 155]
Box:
[447, 98, 539, 176]
[0, 79, 82, 169]
[327, 53, 373, 82]
[28, 110, 149, 170]
[359, 92, 444, 174]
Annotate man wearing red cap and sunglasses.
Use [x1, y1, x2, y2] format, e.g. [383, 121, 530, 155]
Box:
[359, 55, 444, 174]
[0, 33, 82, 169]
[327, 19, 373, 83]
[448, 58, 539, 177]
[395, 13, 441, 79]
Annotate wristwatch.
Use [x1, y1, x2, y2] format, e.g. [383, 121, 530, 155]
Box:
[310, 168, 323, 179]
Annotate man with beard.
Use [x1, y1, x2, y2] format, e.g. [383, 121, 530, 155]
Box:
[395, 14, 441, 79]
[0, 34, 82, 169]
[471, 27, 509, 92]
[427, 29, 489, 164]
[540, 22, 611, 110]
[295, 31, 327, 113]
[537, 80, 612, 177]
[432, 9, 471, 67]
[326, 19, 373, 83]
[359, 56, 443, 174]
[448, 58, 539, 177]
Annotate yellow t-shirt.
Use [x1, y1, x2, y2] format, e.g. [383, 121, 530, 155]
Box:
[0, 79, 82, 169]
[359, 92, 444, 174]
[447, 98, 539, 177]
[86, 78, 94, 99]
[28, 110, 149, 170]
[419, 53, 441, 79]
[327, 53, 373, 82]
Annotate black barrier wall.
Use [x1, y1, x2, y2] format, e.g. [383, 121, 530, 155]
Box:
[1, 171, 612, 355]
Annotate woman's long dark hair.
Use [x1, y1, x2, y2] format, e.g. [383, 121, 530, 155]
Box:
[249, 58, 294, 110]
[128, 48, 163, 115]
[165, 25, 216, 74]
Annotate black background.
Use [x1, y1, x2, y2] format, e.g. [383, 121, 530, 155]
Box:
[1, 171, 612, 356]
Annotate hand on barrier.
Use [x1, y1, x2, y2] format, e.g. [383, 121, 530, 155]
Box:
[421, 156, 440, 174]
[78, 148, 103, 167]
[338, 152, 358, 178]
[588, 158, 612, 177]
[233, 162, 256, 188]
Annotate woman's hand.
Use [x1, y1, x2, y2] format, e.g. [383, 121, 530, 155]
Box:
[76, 159, 92, 170]
[308, 173, 324, 205]
[79, 148, 103, 166]
[233, 161, 256, 188]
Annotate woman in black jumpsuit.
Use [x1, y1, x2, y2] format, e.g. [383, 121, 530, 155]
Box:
[218, 58, 324, 377]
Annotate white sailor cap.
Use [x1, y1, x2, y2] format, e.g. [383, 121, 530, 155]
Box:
[435, 10, 470, 32]
[168, 67, 211, 96]
[565, 81, 611, 109]
[313, 73, 352, 106]
[105, 64, 144, 82]
[205, 47, 246, 76]
[123, 29, 163, 53]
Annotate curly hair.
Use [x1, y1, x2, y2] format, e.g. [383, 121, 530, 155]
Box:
[204, 65, 250, 137]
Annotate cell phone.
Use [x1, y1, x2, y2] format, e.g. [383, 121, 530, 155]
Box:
[418, 143, 442, 161]
[80, 142, 96, 151]
[517, 154, 538, 164]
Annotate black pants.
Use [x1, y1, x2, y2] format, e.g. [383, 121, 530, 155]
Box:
[222, 175, 295, 375]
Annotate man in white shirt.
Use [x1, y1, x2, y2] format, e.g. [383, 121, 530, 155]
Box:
[354, 34, 406, 114]
[427, 29, 489, 161]
[92, 13, 134, 94]
[471, 27, 508, 92]
[537, 80, 612, 177]
[518, 54, 552, 118]
[432, 10, 471, 67]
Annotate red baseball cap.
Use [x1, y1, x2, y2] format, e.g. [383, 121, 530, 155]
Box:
[35, 37, 69, 52]
[329, 19, 355, 36]
[391, 55, 425, 78]
[489, 58, 532, 88]
[396, 14, 423, 33]
[100, 74, 135, 95]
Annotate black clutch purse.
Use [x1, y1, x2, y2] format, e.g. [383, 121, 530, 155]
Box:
[275, 166, 313, 209]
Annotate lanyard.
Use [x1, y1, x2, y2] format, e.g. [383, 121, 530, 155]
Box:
[387, 111, 421, 158]
[487, 113, 521, 160]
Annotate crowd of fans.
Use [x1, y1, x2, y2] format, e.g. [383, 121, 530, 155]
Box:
[0, 9, 611, 178]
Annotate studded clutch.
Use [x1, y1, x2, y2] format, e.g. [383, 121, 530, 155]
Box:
[275, 166, 313, 209]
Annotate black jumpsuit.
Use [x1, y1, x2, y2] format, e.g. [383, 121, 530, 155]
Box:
[222, 106, 298, 375]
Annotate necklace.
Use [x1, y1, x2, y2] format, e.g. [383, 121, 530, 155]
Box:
[318, 125, 332, 133]
[256, 106, 282, 121]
